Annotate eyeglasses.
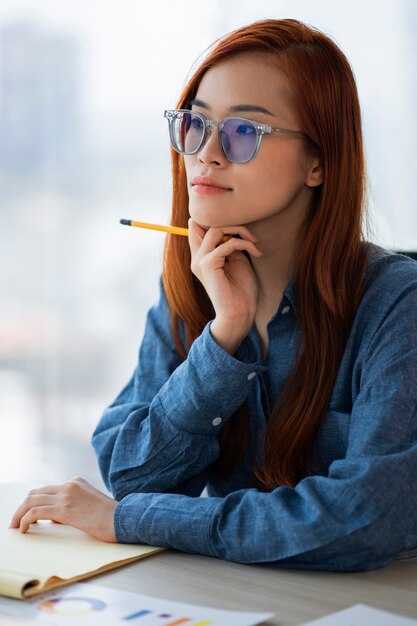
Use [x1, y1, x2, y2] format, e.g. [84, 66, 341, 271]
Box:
[164, 109, 306, 164]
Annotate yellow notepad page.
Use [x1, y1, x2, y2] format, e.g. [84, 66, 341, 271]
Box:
[0, 482, 164, 599]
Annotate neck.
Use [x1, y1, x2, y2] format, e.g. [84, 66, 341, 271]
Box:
[248, 203, 307, 306]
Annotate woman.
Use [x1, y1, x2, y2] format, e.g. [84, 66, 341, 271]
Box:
[11, 19, 417, 571]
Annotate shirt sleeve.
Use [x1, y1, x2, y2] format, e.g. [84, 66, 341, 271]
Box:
[113, 279, 417, 571]
[92, 279, 266, 500]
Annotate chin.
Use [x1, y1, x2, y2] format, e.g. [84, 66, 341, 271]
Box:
[189, 205, 235, 229]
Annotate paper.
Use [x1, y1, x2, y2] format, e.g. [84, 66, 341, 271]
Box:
[0, 582, 274, 626]
[299, 603, 417, 625]
[0, 482, 164, 598]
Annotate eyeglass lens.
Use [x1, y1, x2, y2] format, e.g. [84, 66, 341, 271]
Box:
[173, 112, 258, 163]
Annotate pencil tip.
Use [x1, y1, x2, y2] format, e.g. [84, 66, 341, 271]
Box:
[120, 219, 131, 226]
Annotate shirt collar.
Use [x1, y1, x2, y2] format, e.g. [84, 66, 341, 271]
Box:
[282, 274, 297, 316]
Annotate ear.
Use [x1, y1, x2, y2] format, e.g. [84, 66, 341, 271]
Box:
[306, 157, 323, 188]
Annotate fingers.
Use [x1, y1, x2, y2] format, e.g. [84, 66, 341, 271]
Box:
[188, 218, 258, 256]
[189, 220, 262, 282]
[188, 219, 207, 258]
[9, 478, 92, 532]
[9, 483, 63, 528]
[19, 505, 57, 533]
[8, 478, 118, 542]
[10, 494, 57, 531]
[199, 230, 259, 258]
[201, 238, 263, 269]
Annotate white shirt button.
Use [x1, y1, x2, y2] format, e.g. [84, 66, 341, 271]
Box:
[212, 417, 222, 426]
[247, 372, 257, 381]
[282, 305, 290, 315]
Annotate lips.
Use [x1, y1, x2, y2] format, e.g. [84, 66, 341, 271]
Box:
[191, 176, 232, 191]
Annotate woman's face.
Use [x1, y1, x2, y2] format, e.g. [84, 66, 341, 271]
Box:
[184, 53, 322, 232]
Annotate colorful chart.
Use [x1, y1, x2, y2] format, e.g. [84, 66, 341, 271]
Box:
[37, 596, 211, 623]
[38, 596, 106, 616]
[29, 583, 272, 625]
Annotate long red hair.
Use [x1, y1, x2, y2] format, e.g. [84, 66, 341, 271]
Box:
[162, 19, 368, 489]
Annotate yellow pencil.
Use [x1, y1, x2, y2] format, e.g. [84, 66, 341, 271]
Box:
[120, 219, 231, 242]
[120, 219, 189, 237]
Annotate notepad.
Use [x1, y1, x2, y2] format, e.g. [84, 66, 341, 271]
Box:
[0, 482, 164, 599]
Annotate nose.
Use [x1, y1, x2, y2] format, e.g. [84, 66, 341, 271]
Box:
[197, 127, 226, 166]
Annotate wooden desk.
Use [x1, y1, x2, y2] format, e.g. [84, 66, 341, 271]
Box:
[94, 551, 417, 626]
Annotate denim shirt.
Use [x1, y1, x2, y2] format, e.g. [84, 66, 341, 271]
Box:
[92, 244, 417, 571]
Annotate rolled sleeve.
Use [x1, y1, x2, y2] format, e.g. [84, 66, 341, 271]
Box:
[159, 321, 266, 435]
[114, 440, 417, 571]
[115, 491, 218, 556]
[93, 279, 265, 499]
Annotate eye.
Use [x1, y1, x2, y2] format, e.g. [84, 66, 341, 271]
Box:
[236, 123, 256, 135]
[190, 115, 204, 129]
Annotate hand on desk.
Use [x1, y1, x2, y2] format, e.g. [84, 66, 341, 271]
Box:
[9, 476, 118, 543]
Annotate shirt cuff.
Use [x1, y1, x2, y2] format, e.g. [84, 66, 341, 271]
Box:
[114, 491, 220, 557]
[156, 322, 267, 435]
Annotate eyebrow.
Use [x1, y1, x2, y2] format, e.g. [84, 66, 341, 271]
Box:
[189, 98, 275, 116]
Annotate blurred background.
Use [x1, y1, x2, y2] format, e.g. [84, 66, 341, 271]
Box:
[0, 0, 416, 488]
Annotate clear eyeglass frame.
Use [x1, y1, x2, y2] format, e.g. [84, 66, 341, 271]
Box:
[164, 109, 307, 164]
